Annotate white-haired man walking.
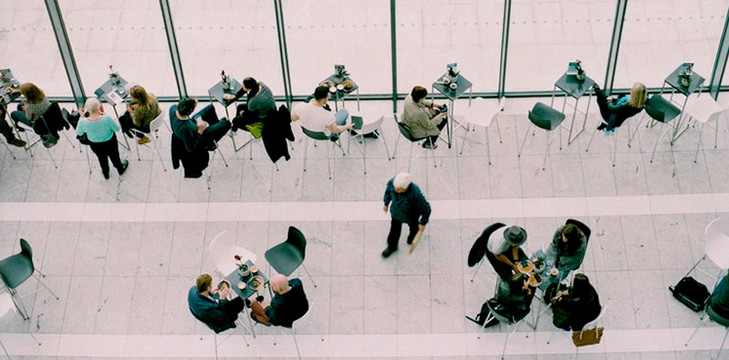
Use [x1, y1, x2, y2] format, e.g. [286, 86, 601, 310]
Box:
[381, 172, 432, 258]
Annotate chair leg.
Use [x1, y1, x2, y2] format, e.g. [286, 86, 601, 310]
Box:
[650, 127, 671, 163]
[459, 125, 471, 155]
[8, 288, 29, 321]
[45, 147, 58, 169]
[1, 140, 16, 160]
[214, 141, 229, 167]
[135, 136, 141, 161]
[715, 327, 729, 360]
[214, 333, 219, 360]
[0, 335, 10, 359]
[694, 122, 705, 163]
[293, 328, 303, 360]
[495, 118, 503, 144]
[380, 127, 391, 161]
[33, 273, 59, 300]
[485, 125, 492, 165]
[392, 133, 401, 159]
[300, 264, 318, 288]
[155, 148, 167, 171]
[585, 127, 599, 152]
[326, 142, 333, 180]
[470, 260, 485, 282]
[517, 123, 532, 158]
[84, 145, 92, 174]
[363, 137, 367, 175]
[685, 313, 709, 346]
[541, 131, 553, 171]
[408, 141, 414, 172]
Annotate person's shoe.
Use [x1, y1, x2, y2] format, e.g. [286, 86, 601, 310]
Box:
[422, 142, 438, 149]
[381, 247, 397, 258]
[137, 136, 151, 145]
[256, 295, 265, 302]
[9, 138, 26, 147]
[118, 160, 129, 176]
[348, 129, 359, 136]
[206, 143, 218, 151]
[596, 123, 606, 131]
[244, 298, 252, 307]
[14, 126, 25, 133]
[363, 130, 380, 139]
[42, 136, 58, 148]
[102, 171, 110, 180]
[592, 83, 600, 92]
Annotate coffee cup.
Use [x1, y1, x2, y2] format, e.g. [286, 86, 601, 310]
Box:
[329, 86, 337, 93]
[442, 77, 451, 85]
[250, 265, 258, 274]
[550, 268, 558, 277]
[449, 82, 458, 91]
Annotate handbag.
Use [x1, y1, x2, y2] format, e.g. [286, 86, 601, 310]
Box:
[669, 276, 710, 312]
[572, 327, 603, 347]
[77, 133, 91, 145]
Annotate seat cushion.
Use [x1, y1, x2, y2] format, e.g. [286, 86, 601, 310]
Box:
[265, 243, 304, 276]
[529, 102, 565, 130]
[0, 254, 33, 289]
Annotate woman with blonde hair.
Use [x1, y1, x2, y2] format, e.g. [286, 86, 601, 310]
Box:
[119, 84, 161, 145]
[76, 97, 128, 180]
[592, 82, 647, 132]
[7, 82, 61, 147]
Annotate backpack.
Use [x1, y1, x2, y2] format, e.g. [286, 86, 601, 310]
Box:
[466, 299, 500, 327]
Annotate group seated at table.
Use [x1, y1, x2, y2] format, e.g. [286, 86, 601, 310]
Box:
[593, 82, 647, 133]
[548, 273, 602, 331]
[248, 274, 309, 327]
[7, 83, 68, 148]
[480, 272, 537, 327]
[118, 84, 161, 145]
[401, 85, 447, 149]
[188, 273, 246, 333]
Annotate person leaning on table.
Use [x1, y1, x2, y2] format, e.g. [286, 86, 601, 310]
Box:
[222, 77, 277, 133]
[188, 274, 245, 333]
[486, 225, 528, 281]
[76, 97, 128, 180]
[381, 172, 432, 258]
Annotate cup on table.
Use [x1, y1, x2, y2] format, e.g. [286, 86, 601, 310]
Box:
[550, 268, 559, 277]
[250, 265, 258, 274]
[337, 84, 344, 91]
[329, 86, 337, 94]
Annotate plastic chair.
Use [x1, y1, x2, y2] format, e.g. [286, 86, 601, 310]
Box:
[14, 102, 70, 169]
[546, 305, 607, 359]
[392, 114, 438, 172]
[478, 299, 531, 360]
[0, 292, 41, 358]
[346, 113, 391, 174]
[0, 239, 59, 320]
[685, 302, 729, 359]
[644, 95, 682, 163]
[457, 98, 504, 165]
[133, 106, 168, 171]
[468, 223, 505, 283]
[518, 102, 566, 170]
[265, 226, 317, 287]
[207, 230, 258, 278]
[680, 218, 729, 290]
[683, 93, 727, 163]
[301, 126, 345, 180]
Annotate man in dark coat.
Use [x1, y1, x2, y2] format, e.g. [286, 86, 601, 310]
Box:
[188, 274, 245, 333]
[381, 172, 431, 258]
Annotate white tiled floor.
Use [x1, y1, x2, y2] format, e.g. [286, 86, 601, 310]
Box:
[4, 1, 729, 359]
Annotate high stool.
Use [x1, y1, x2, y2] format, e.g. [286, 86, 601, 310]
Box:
[518, 102, 566, 170]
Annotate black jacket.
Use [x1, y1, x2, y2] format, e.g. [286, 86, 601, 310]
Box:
[170, 106, 209, 178]
[264, 278, 309, 327]
[262, 105, 294, 163]
[187, 286, 235, 333]
[551, 283, 601, 331]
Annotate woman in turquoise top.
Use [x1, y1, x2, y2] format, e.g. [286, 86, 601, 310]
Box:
[77, 97, 128, 179]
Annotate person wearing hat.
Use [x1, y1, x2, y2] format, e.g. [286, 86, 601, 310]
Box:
[381, 172, 432, 258]
[485, 225, 528, 281]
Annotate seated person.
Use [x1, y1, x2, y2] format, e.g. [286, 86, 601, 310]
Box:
[0, 103, 25, 147]
[248, 274, 309, 327]
[188, 274, 245, 333]
[709, 273, 729, 319]
[486, 225, 528, 281]
[222, 77, 277, 134]
[481, 273, 537, 327]
[550, 273, 601, 331]
[401, 86, 447, 149]
[170, 97, 231, 153]
[545, 223, 588, 283]
[593, 82, 646, 132]
[7, 82, 63, 147]
[119, 84, 161, 145]
[291, 86, 353, 139]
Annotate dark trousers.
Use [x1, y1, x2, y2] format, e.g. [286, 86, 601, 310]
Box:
[196, 104, 232, 147]
[89, 134, 124, 176]
[119, 112, 149, 138]
[387, 218, 419, 250]
[595, 88, 611, 123]
[11, 110, 58, 139]
[223, 296, 246, 321]
[0, 105, 17, 142]
[426, 117, 448, 144]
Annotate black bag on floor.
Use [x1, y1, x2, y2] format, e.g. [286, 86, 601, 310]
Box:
[465, 299, 500, 328]
[669, 276, 710, 312]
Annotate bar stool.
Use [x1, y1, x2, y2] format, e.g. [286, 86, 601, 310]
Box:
[518, 102, 566, 170]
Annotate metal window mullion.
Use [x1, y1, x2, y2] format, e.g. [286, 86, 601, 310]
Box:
[274, 0, 292, 108]
[604, 0, 628, 95]
[497, 0, 512, 99]
[159, 0, 187, 97]
[709, 5, 729, 99]
[44, 0, 85, 108]
[390, 0, 398, 114]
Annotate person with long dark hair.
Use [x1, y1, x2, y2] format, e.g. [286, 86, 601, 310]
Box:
[119, 84, 161, 145]
[545, 223, 588, 282]
[550, 273, 601, 331]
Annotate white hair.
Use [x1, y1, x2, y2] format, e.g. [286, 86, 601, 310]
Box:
[84, 97, 101, 114]
[393, 172, 412, 189]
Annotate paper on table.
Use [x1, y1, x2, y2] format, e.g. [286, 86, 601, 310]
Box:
[106, 91, 124, 105]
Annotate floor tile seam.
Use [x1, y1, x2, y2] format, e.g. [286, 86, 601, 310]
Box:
[91, 222, 115, 334]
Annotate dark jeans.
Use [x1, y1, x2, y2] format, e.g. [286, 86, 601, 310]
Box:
[195, 104, 232, 147]
[10, 110, 57, 138]
[594, 88, 617, 129]
[223, 296, 246, 321]
[386, 218, 419, 251]
[426, 117, 448, 144]
[0, 105, 17, 142]
[89, 133, 124, 176]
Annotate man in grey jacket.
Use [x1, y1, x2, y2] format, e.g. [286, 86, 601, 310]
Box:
[381, 172, 432, 258]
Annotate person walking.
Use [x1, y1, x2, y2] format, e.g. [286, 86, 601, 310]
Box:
[381, 172, 431, 258]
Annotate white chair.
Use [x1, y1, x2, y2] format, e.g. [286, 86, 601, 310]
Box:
[680, 218, 729, 290]
[685, 299, 729, 359]
[301, 126, 345, 180]
[546, 305, 607, 359]
[683, 93, 727, 163]
[457, 98, 504, 165]
[133, 106, 168, 171]
[0, 292, 42, 359]
[207, 231, 258, 278]
[346, 113, 391, 174]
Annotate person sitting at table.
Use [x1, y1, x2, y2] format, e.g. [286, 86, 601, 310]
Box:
[709, 273, 729, 319]
[291, 85, 354, 139]
[592, 82, 646, 132]
[480, 272, 537, 328]
[401, 86, 447, 149]
[486, 225, 528, 281]
[76, 97, 129, 180]
[248, 274, 309, 327]
[118, 84, 161, 145]
[550, 273, 601, 331]
[545, 223, 587, 283]
[7, 82, 66, 148]
[0, 103, 26, 147]
[188, 273, 245, 333]
[222, 77, 277, 135]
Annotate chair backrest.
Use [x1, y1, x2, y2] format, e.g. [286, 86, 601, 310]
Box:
[19, 239, 34, 272]
[148, 106, 167, 133]
[207, 230, 258, 276]
[301, 126, 328, 141]
[528, 102, 565, 131]
[707, 303, 729, 327]
[486, 300, 519, 325]
[705, 218, 729, 270]
[644, 96, 667, 122]
[359, 115, 384, 134]
[566, 219, 591, 244]
[395, 119, 417, 142]
[581, 304, 606, 330]
[286, 226, 307, 259]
